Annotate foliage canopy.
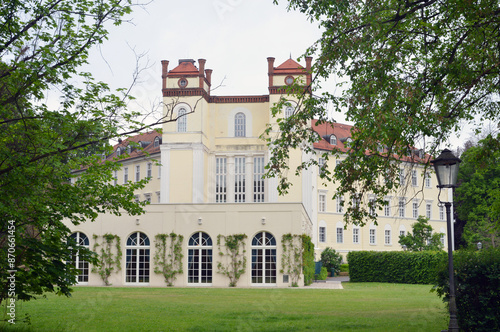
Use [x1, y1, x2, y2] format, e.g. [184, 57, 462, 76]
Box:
[0, 0, 169, 304]
[268, 0, 500, 225]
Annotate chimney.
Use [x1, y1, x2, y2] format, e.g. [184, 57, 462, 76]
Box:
[267, 57, 275, 88]
[161, 60, 169, 90]
[205, 69, 213, 86]
[198, 59, 206, 88]
[305, 56, 313, 88]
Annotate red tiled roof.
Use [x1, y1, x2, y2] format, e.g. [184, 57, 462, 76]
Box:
[311, 120, 353, 152]
[168, 61, 199, 76]
[274, 58, 305, 74]
[311, 120, 430, 163]
[110, 129, 162, 162]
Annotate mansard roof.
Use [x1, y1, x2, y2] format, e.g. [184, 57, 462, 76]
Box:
[110, 129, 162, 162]
[311, 120, 430, 163]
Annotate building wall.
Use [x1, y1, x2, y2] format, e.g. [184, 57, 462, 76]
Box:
[68, 203, 311, 287]
[67, 57, 451, 287]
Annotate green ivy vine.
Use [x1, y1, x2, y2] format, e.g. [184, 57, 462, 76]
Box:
[92, 233, 122, 286]
[281, 233, 303, 287]
[217, 234, 247, 287]
[153, 233, 184, 286]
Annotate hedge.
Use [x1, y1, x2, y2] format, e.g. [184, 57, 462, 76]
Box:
[434, 248, 500, 331]
[347, 251, 446, 284]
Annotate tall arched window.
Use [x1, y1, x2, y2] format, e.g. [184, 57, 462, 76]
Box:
[177, 107, 187, 132]
[251, 232, 276, 285]
[126, 232, 150, 283]
[70, 232, 89, 283]
[234, 112, 246, 137]
[188, 232, 213, 285]
[285, 106, 294, 118]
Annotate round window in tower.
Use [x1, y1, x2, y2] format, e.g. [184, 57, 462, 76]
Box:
[178, 78, 188, 88]
[285, 76, 294, 85]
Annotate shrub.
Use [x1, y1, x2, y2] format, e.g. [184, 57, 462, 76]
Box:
[315, 267, 328, 280]
[320, 247, 342, 275]
[433, 248, 500, 331]
[340, 264, 349, 273]
[347, 251, 446, 284]
[301, 235, 315, 286]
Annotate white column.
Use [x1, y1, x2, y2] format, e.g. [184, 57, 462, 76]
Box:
[160, 146, 170, 203]
[246, 157, 253, 203]
[227, 156, 235, 203]
[192, 144, 205, 203]
[267, 150, 278, 202]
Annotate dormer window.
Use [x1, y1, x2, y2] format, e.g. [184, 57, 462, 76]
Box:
[154, 136, 160, 147]
[377, 144, 384, 153]
[127, 145, 131, 154]
[329, 135, 337, 145]
[116, 147, 121, 156]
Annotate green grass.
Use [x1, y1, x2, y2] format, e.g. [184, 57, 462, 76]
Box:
[1, 283, 448, 331]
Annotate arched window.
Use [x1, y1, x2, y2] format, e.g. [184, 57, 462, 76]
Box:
[251, 232, 276, 285]
[188, 232, 213, 285]
[177, 107, 187, 132]
[154, 136, 160, 147]
[126, 232, 150, 283]
[285, 106, 294, 118]
[234, 112, 246, 137]
[69, 232, 89, 283]
[329, 135, 337, 145]
[116, 147, 121, 156]
[384, 224, 392, 245]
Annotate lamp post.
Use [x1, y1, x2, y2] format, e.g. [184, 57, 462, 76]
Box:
[431, 148, 461, 332]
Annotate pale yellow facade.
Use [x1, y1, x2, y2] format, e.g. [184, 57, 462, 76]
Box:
[66, 57, 450, 287]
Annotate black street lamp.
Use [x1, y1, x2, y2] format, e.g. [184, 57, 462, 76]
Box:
[431, 148, 461, 332]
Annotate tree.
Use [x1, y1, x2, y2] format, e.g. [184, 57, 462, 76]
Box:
[399, 216, 444, 251]
[0, 0, 179, 306]
[267, 0, 500, 226]
[454, 134, 500, 249]
[320, 247, 342, 275]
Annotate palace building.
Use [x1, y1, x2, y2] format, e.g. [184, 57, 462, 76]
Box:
[67, 57, 450, 287]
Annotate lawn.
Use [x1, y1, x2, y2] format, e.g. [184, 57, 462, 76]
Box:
[1, 283, 448, 331]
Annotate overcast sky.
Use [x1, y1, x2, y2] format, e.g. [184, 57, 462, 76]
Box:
[83, 0, 475, 148]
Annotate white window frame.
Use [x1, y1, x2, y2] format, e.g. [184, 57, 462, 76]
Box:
[336, 227, 343, 244]
[399, 198, 405, 218]
[353, 228, 360, 244]
[425, 171, 431, 188]
[147, 162, 152, 178]
[234, 112, 246, 137]
[177, 107, 187, 132]
[135, 165, 140, 182]
[439, 205, 445, 220]
[369, 226, 376, 245]
[215, 157, 227, 203]
[412, 200, 419, 219]
[426, 202, 432, 219]
[412, 169, 418, 186]
[125, 232, 150, 284]
[385, 225, 392, 245]
[330, 135, 337, 145]
[318, 193, 326, 212]
[123, 167, 129, 183]
[319, 226, 326, 243]
[253, 156, 265, 202]
[336, 195, 344, 213]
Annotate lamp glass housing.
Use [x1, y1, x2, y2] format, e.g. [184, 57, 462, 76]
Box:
[431, 149, 461, 188]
